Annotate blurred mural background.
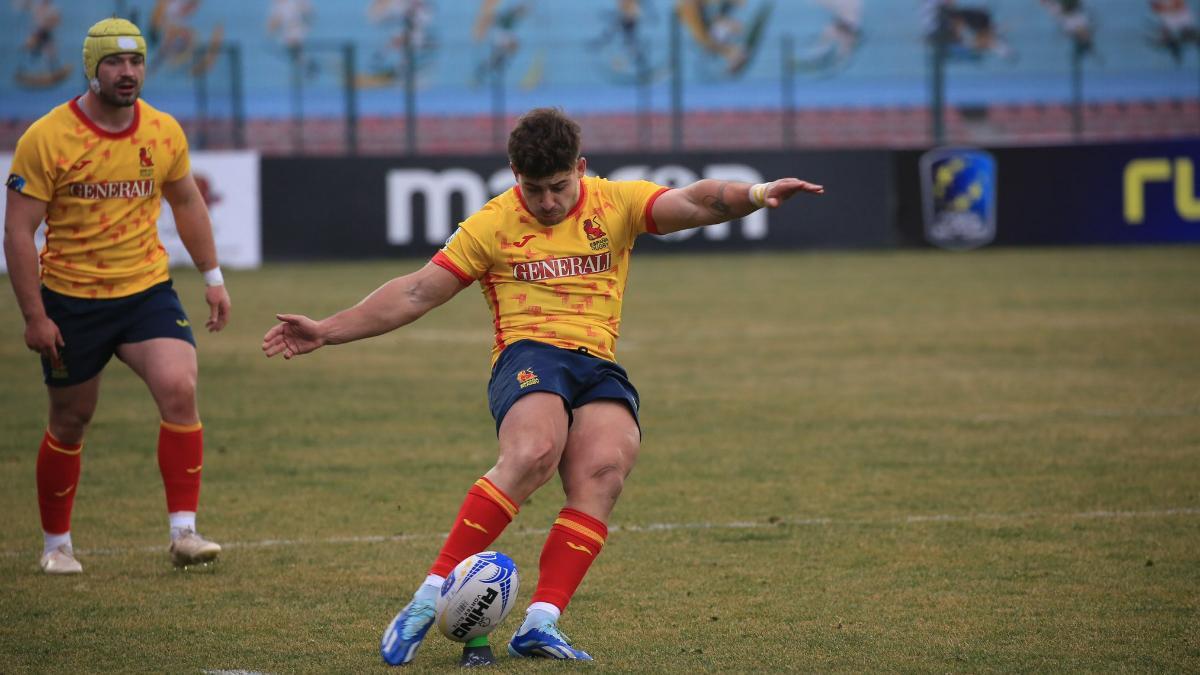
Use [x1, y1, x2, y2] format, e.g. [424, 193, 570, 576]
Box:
[2, 0, 1197, 155]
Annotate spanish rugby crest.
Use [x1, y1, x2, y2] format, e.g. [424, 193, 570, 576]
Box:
[582, 218, 609, 250]
[919, 147, 997, 251]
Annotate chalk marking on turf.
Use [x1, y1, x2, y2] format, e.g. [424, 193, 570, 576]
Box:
[2, 507, 1197, 560]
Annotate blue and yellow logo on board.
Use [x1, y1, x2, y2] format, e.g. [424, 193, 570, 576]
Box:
[919, 147, 997, 251]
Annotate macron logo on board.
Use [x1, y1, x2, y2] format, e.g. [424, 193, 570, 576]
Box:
[384, 164, 769, 247]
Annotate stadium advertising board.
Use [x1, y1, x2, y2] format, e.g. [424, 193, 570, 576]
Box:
[896, 140, 1200, 247]
[0, 151, 262, 273]
[260, 151, 895, 260]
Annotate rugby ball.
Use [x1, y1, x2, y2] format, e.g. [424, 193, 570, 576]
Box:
[436, 551, 520, 642]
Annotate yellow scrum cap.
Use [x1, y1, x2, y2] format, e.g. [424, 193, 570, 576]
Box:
[82, 17, 147, 79]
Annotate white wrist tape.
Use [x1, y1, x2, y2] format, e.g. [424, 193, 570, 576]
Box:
[748, 182, 771, 209]
[202, 266, 224, 287]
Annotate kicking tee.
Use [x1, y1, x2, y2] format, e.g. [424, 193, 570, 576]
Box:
[433, 175, 669, 364]
[7, 97, 190, 299]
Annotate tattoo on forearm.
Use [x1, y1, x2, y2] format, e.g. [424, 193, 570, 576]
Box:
[701, 181, 732, 218]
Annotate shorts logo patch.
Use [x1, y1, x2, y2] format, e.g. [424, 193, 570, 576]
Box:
[516, 368, 540, 388]
[49, 356, 69, 380]
[176, 319, 190, 327]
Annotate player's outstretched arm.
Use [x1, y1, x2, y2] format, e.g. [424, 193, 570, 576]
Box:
[262, 261, 465, 360]
[164, 173, 231, 332]
[650, 177, 824, 235]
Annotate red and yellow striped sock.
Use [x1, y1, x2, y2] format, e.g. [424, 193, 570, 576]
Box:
[36, 430, 83, 535]
[157, 421, 203, 513]
[530, 507, 608, 611]
[431, 477, 518, 577]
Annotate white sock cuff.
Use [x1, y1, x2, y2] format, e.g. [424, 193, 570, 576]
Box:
[43, 531, 72, 554]
[422, 574, 446, 589]
[526, 602, 562, 621]
[169, 511, 197, 536]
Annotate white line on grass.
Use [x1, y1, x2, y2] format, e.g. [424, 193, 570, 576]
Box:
[3, 507, 1198, 560]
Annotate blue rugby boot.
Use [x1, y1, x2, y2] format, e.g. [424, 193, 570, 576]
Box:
[507, 610, 593, 661]
[380, 583, 439, 666]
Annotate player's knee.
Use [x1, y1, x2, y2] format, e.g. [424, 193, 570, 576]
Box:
[48, 393, 94, 429]
[48, 404, 94, 440]
[503, 438, 562, 486]
[155, 377, 198, 421]
[590, 462, 628, 501]
[562, 464, 626, 513]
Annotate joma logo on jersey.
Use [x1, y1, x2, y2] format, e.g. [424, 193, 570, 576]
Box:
[512, 252, 611, 281]
[68, 179, 155, 200]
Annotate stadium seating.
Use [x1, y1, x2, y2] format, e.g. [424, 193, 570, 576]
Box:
[0, 0, 1196, 153]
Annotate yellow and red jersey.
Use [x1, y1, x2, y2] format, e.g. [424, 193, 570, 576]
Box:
[7, 97, 190, 299]
[433, 175, 669, 364]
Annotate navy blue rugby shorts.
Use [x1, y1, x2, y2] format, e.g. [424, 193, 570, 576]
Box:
[487, 339, 641, 434]
[39, 280, 196, 387]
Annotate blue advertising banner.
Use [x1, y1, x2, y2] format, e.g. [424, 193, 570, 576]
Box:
[898, 140, 1200, 247]
[261, 140, 1199, 260]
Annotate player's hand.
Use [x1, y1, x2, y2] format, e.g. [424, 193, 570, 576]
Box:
[205, 284, 232, 332]
[262, 313, 326, 359]
[24, 314, 65, 365]
[763, 178, 825, 207]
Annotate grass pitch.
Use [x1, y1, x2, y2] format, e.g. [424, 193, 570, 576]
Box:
[1, 247, 1198, 673]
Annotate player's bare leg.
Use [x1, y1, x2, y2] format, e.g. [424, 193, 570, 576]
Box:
[46, 375, 102, 445]
[486, 392, 570, 501]
[558, 400, 639, 520]
[118, 338, 220, 568]
[509, 399, 639, 660]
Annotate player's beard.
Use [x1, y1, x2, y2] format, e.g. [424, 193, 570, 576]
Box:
[97, 78, 141, 108]
[533, 202, 567, 225]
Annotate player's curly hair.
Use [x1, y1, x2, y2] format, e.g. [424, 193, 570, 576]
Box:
[508, 107, 581, 179]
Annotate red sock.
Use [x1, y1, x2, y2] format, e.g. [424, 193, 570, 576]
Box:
[157, 421, 203, 513]
[36, 430, 83, 535]
[530, 508, 608, 611]
[430, 477, 519, 577]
